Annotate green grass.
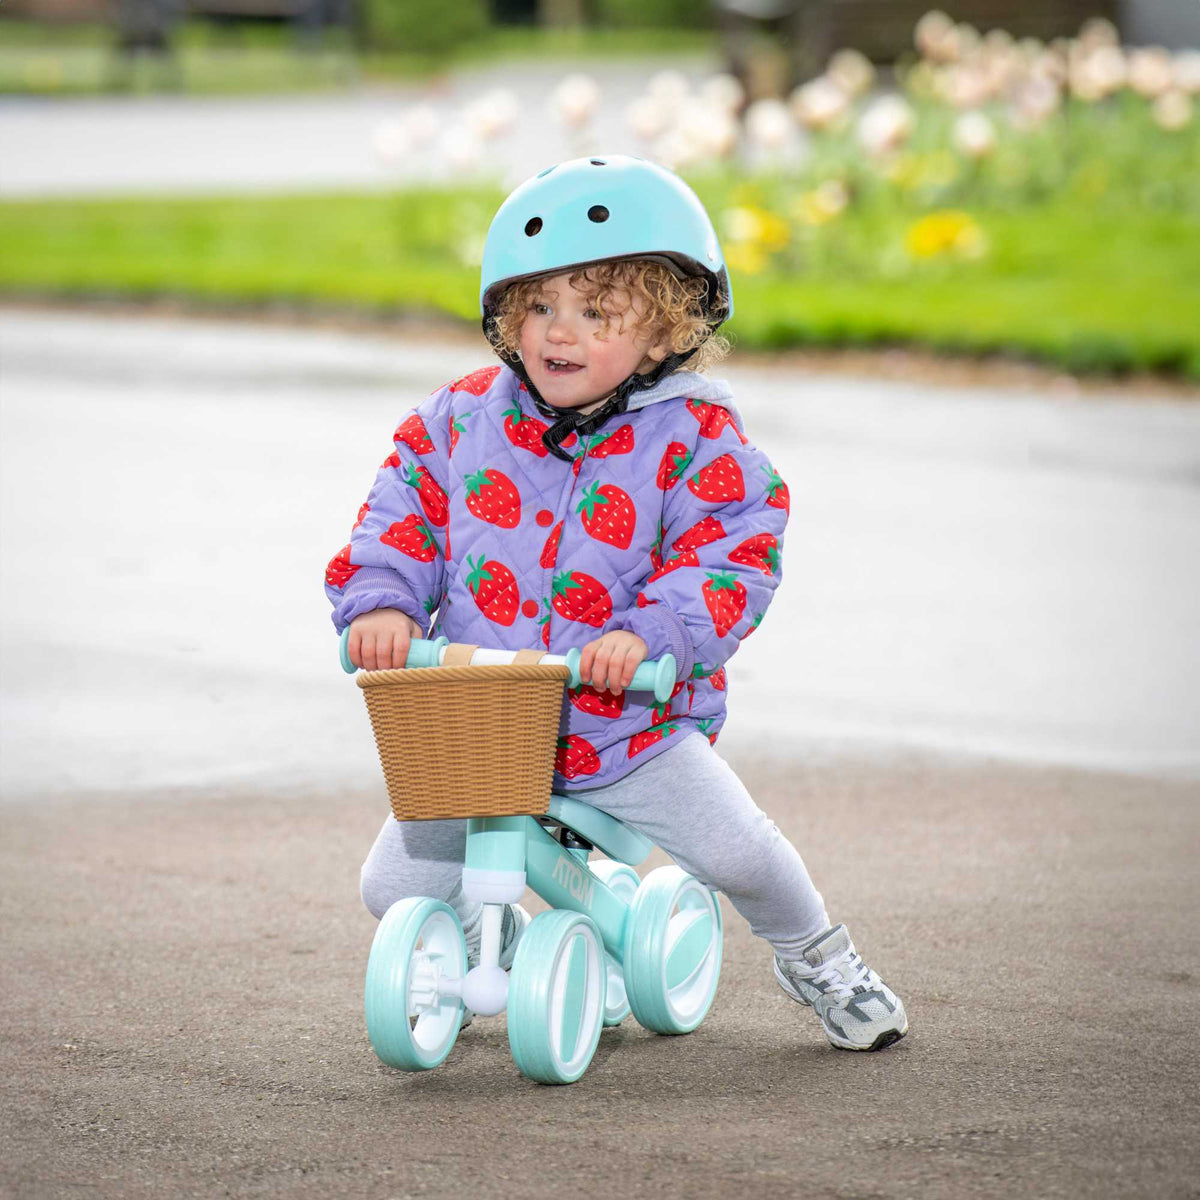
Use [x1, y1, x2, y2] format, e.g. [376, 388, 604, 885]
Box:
[1, 185, 1197, 377]
[0, 19, 715, 96]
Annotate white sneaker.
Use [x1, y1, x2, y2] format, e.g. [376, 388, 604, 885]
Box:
[459, 903, 530, 1028]
[774, 924, 908, 1052]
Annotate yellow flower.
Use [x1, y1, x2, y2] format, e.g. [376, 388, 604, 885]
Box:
[904, 210, 987, 259]
[791, 181, 850, 225]
[725, 242, 769, 275]
[722, 205, 789, 251]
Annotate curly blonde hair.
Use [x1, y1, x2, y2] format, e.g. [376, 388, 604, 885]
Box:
[489, 258, 730, 375]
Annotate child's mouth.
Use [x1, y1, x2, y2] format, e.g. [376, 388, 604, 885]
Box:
[544, 358, 583, 375]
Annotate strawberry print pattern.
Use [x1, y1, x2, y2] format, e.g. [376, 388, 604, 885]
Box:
[576, 482, 636, 550]
[464, 467, 521, 529]
[325, 364, 785, 791]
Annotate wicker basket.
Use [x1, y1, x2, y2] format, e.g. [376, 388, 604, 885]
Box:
[356, 662, 571, 820]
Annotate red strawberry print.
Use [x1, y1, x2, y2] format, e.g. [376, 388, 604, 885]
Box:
[739, 611, 765, 640]
[586, 425, 635, 459]
[380, 515, 439, 562]
[636, 592, 653, 608]
[556, 735, 601, 779]
[394, 413, 434, 456]
[464, 554, 519, 626]
[539, 598, 552, 648]
[325, 544, 360, 588]
[569, 684, 626, 720]
[628, 720, 679, 757]
[540, 520, 563, 569]
[763, 464, 790, 514]
[647, 549, 699, 581]
[354, 502, 370, 529]
[656, 442, 692, 491]
[551, 570, 613, 627]
[448, 366, 500, 396]
[448, 410, 473, 456]
[728, 533, 780, 576]
[688, 454, 745, 504]
[403, 463, 449, 527]
[503, 407, 550, 457]
[673, 516, 727, 553]
[702, 571, 747, 637]
[711, 666, 727, 691]
[464, 467, 521, 529]
[649, 521, 666, 571]
[576, 482, 636, 550]
[381, 451, 401, 470]
[695, 718, 718, 746]
[686, 399, 746, 443]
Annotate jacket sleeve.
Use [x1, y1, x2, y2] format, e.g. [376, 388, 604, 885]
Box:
[616, 422, 789, 681]
[324, 386, 454, 634]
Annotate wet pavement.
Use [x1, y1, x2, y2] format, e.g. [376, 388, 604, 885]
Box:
[2, 305, 1198, 799]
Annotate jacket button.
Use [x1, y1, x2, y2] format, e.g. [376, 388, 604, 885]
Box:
[536, 509, 554, 526]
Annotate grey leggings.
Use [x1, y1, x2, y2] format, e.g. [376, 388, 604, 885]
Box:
[360, 732, 830, 959]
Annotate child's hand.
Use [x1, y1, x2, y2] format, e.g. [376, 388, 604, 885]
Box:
[577, 631, 649, 695]
[347, 609, 424, 671]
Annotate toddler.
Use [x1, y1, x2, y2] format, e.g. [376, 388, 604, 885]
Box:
[325, 155, 906, 1051]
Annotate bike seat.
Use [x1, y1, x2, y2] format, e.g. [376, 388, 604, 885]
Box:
[546, 794, 653, 867]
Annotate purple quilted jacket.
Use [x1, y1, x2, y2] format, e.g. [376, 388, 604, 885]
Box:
[325, 362, 790, 791]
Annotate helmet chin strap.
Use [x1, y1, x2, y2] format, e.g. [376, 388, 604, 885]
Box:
[482, 316, 699, 462]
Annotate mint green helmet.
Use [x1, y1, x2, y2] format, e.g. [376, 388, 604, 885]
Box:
[480, 154, 733, 329]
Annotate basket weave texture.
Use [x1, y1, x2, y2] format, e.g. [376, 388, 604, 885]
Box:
[357, 664, 570, 820]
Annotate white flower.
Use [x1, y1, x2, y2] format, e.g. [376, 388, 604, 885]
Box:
[701, 73, 746, 115]
[857, 94, 916, 157]
[1078, 17, 1119, 51]
[827, 48, 874, 97]
[676, 101, 739, 159]
[441, 124, 483, 174]
[953, 110, 996, 159]
[813, 179, 849, 217]
[1127, 47, 1175, 98]
[1008, 75, 1062, 129]
[403, 104, 441, 148]
[1070, 45, 1126, 100]
[553, 74, 601, 128]
[940, 62, 994, 109]
[463, 89, 519, 141]
[790, 75, 850, 130]
[652, 128, 699, 171]
[744, 98, 793, 150]
[915, 10, 956, 62]
[647, 69, 691, 121]
[1153, 89, 1193, 131]
[1174, 50, 1200, 95]
[625, 95, 667, 140]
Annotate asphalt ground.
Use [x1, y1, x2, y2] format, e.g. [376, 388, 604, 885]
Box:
[3, 753, 1198, 1200]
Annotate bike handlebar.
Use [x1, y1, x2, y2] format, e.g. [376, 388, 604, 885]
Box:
[338, 627, 677, 704]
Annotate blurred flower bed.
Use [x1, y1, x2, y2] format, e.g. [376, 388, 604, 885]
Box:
[2, 12, 1198, 376]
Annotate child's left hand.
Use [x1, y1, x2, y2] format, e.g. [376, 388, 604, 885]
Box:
[577, 631, 649, 695]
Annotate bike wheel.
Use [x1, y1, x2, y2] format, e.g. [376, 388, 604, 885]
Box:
[507, 910, 605, 1085]
[589, 859, 640, 1026]
[365, 897, 467, 1071]
[623, 866, 723, 1035]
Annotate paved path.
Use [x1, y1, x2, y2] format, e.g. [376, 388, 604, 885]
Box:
[0, 59, 717, 197]
[2, 306, 1198, 800]
[3, 759, 1197, 1199]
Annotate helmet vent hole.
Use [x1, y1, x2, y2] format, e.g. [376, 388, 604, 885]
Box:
[590, 158, 606, 166]
[587, 205, 610, 223]
[524, 217, 543, 236]
[536, 166, 556, 178]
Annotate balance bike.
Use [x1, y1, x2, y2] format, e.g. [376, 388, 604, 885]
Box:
[340, 630, 724, 1085]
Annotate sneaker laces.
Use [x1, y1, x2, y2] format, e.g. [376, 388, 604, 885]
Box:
[804, 950, 871, 1002]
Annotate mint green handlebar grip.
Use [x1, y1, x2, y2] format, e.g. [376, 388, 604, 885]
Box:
[339, 628, 677, 701]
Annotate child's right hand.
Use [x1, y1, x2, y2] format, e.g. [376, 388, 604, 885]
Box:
[347, 609, 424, 671]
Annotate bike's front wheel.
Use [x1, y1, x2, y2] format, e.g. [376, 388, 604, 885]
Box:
[365, 897, 467, 1071]
[507, 910, 605, 1085]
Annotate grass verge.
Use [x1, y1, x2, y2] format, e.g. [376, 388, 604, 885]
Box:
[1, 185, 1196, 377]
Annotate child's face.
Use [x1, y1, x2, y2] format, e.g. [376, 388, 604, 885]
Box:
[519, 272, 668, 411]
